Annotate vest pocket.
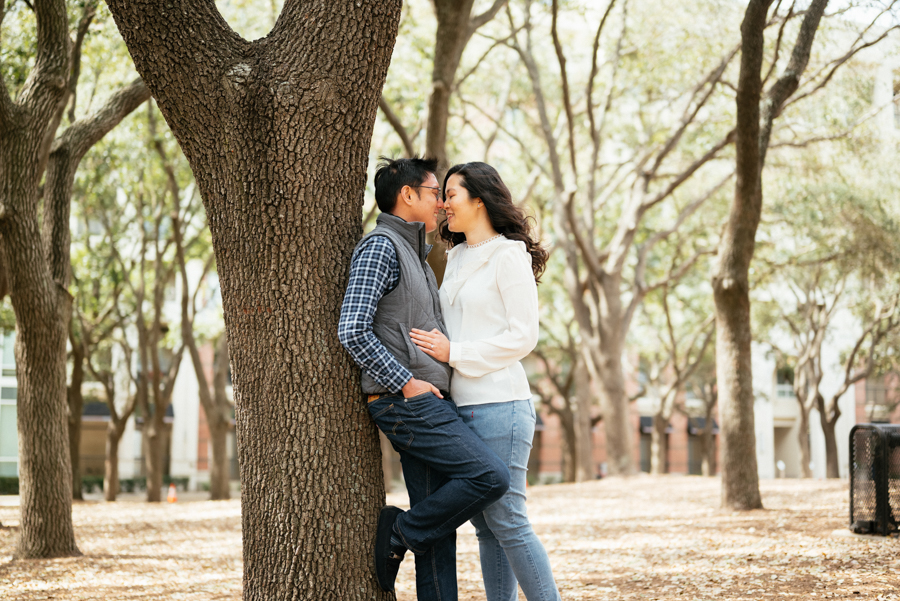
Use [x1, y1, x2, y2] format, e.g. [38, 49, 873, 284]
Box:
[399, 322, 422, 369]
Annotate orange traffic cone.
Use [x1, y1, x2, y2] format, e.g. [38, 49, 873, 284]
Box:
[167, 483, 177, 503]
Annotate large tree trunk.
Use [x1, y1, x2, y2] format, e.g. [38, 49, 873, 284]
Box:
[105, 3, 402, 598]
[68, 328, 85, 501]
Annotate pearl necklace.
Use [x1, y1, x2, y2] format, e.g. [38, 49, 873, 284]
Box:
[467, 233, 503, 249]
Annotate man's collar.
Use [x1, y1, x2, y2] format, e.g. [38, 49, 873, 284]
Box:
[376, 213, 430, 263]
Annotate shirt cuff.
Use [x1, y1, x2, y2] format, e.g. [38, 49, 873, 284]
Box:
[449, 341, 462, 368]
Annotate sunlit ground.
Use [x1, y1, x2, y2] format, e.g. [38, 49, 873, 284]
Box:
[0, 477, 897, 600]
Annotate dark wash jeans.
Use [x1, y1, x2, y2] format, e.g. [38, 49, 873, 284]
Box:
[369, 392, 511, 601]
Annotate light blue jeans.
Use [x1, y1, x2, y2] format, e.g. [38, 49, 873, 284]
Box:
[459, 399, 562, 601]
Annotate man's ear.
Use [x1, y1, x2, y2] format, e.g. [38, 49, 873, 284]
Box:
[397, 185, 415, 208]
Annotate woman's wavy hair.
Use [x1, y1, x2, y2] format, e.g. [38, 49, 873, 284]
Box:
[439, 162, 548, 282]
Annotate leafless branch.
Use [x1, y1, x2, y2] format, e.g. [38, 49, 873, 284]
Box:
[639, 129, 735, 214]
[378, 95, 416, 157]
[468, 0, 509, 37]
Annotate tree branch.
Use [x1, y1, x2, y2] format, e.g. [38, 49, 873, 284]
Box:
[468, 0, 508, 39]
[758, 0, 829, 166]
[18, 0, 70, 113]
[378, 95, 416, 157]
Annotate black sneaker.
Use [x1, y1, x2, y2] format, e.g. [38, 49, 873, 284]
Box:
[374, 505, 405, 592]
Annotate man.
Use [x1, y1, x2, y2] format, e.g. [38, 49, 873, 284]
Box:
[338, 157, 509, 600]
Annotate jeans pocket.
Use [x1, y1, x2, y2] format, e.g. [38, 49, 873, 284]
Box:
[404, 391, 433, 402]
[372, 403, 414, 451]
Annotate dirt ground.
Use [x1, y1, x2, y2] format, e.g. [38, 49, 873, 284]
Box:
[0, 476, 897, 600]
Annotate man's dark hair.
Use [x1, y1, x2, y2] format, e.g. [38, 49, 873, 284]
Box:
[373, 156, 439, 214]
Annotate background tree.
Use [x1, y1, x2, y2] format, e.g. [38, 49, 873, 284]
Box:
[0, 0, 144, 557]
[640, 278, 715, 475]
[103, 2, 402, 598]
[506, 0, 737, 474]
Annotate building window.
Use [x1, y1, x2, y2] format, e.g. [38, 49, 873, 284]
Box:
[776, 365, 795, 398]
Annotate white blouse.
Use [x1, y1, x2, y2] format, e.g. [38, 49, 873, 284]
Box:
[441, 236, 539, 407]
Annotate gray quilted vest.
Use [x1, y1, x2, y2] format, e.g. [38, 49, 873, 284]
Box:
[352, 213, 452, 394]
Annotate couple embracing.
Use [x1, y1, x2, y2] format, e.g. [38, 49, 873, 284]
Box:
[339, 157, 561, 601]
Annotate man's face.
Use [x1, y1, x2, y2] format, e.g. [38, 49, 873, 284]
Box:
[408, 173, 443, 233]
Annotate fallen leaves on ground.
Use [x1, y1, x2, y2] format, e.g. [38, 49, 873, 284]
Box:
[1, 477, 897, 600]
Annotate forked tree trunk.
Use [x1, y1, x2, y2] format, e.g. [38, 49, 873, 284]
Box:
[0, 2, 80, 558]
[715, 0, 827, 509]
[105, 2, 401, 598]
[713, 0, 770, 511]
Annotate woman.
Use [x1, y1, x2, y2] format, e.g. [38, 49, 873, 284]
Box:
[410, 162, 561, 601]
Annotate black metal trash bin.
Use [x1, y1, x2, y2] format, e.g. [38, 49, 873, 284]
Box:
[849, 423, 900, 536]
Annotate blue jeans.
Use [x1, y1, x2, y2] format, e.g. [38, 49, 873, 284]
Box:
[460, 399, 561, 601]
[369, 392, 511, 601]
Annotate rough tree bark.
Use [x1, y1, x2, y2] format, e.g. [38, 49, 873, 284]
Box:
[715, 0, 828, 509]
[0, 0, 81, 559]
[104, 2, 402, 598]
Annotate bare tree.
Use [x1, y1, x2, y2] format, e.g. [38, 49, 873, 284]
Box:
[103, 2, 402, 597]
[533, 321, 596, 482]
[149, 106, 230, 500]
[508, 0, 734, 475]
[771, 265, 845, 478]
[819, 290, 900, 477]
[644, 285, 715, 475]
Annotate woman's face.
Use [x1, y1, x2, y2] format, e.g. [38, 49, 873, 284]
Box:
[443, 173, 481, 233]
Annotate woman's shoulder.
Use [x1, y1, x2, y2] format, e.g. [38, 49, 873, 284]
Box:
[495, 238, 531, 266]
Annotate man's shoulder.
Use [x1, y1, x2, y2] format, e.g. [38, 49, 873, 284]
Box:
[353, 232, 398, 264]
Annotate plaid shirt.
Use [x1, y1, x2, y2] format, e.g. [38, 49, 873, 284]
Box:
[338, 235, 411, 392]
